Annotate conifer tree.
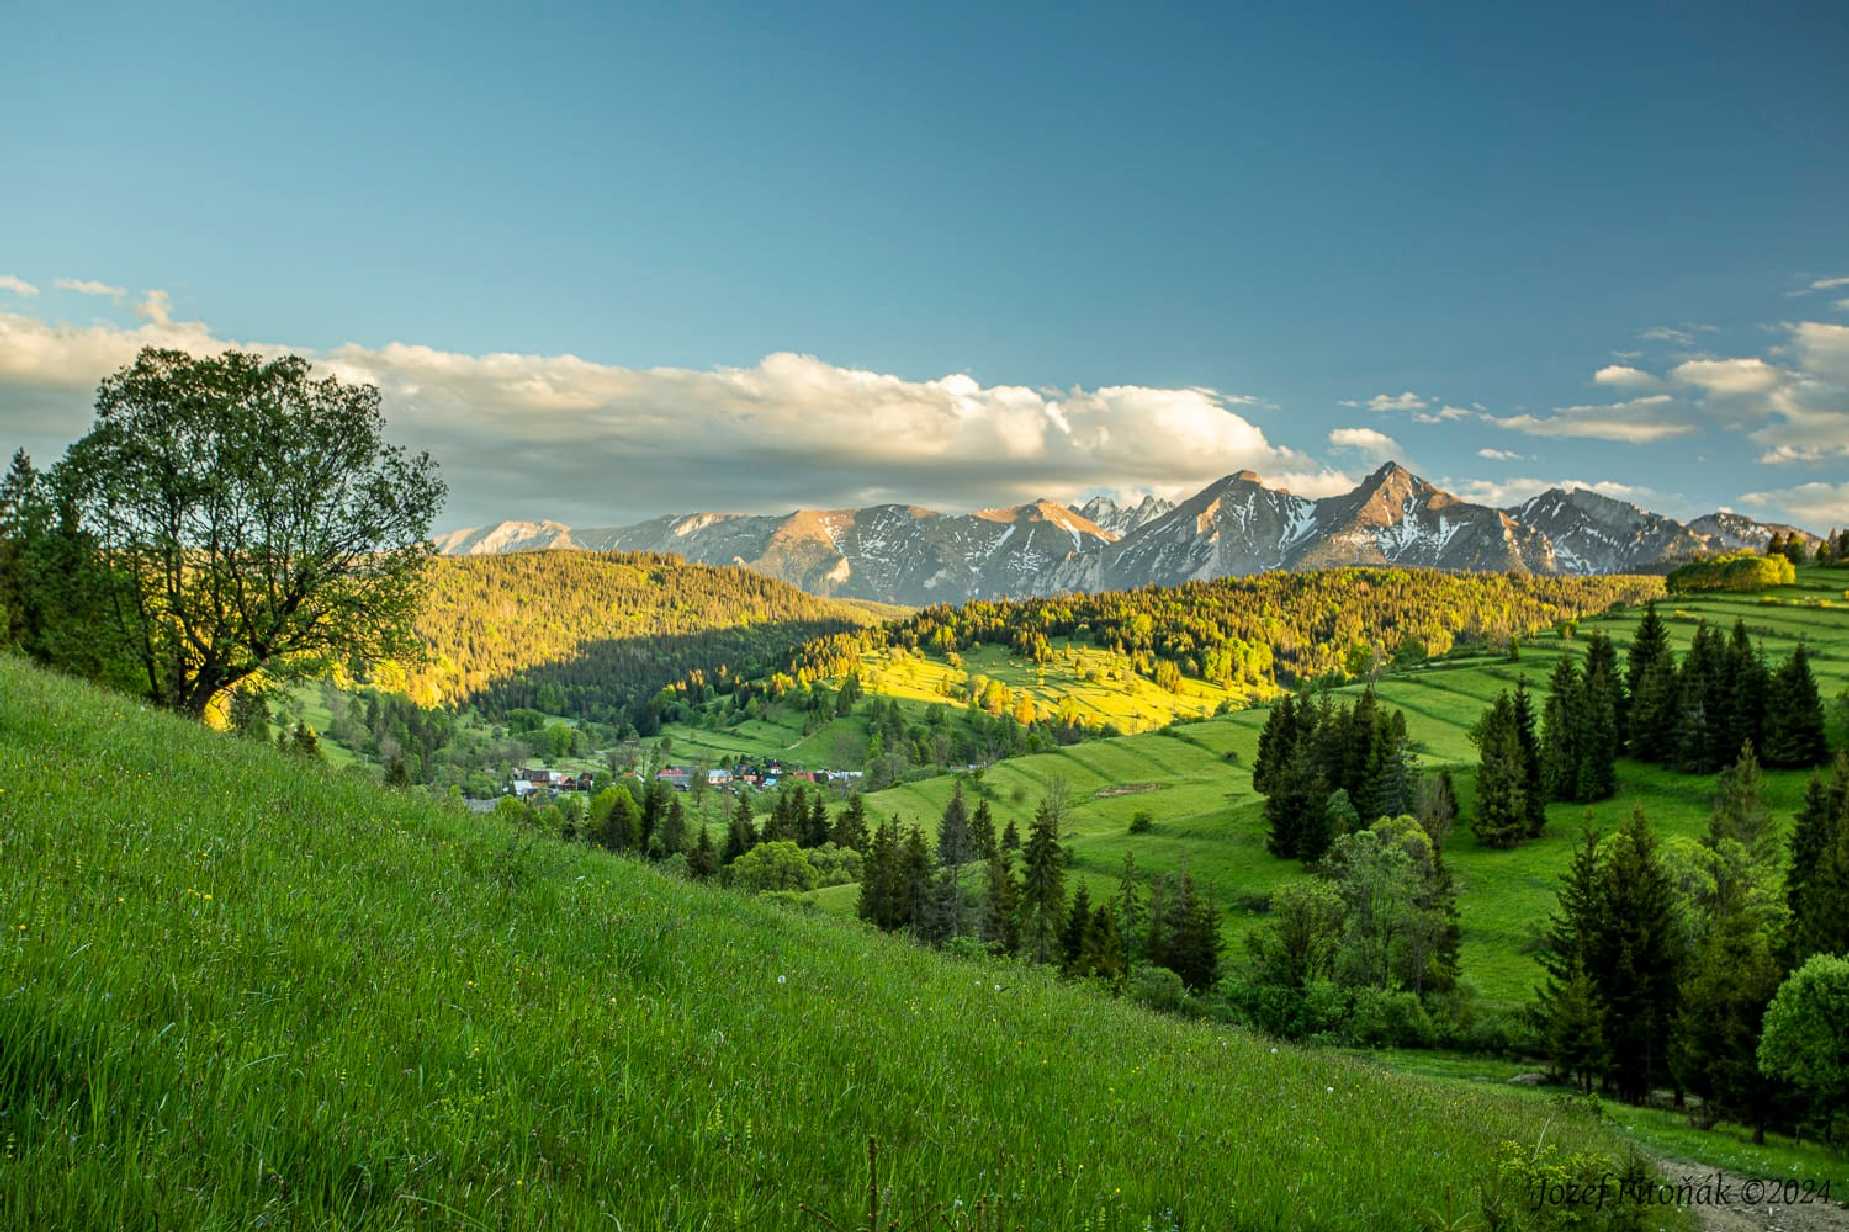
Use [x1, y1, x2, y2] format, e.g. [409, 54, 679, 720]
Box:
[1706, 742, 1776, 865]
[899, 824, 934, 937]
[831, 793, 869, 853]
[1540, 656, 1583, 802]
[1114, 851, 1144, 968]
[1061, 883, 1093, 971]
[723, 790, 759, 863]
[980, 849, 1021, 954]
[687, 824, 720, 879]
[1159, 872, 1223, 991]
[1785, 756, 1849, 966]
[1000, 817, 1020, 852]
[1577, 659, 1620, 802]
[1513, 677, 1548, 833]
[1721, 620, 1768, 761]
[1629, 652, 1680, 764]
[1625, 601, 1670, 715]
[657, 796, 689, 856]
[1548, 959, 1608, 1095]
[1019, 800, 1067, 964]
[937, 780, 974, 869]
[1077, 903, 1127, 984]
[1470, 692, 1530, 849]
[1594, 808, 1683, 1103]
[1266, 739, 1328, 861]
[1763, 644, 1828, 769]
[800, 790, 831, 848]
[970, 797, 997, 859]
[1414, 769, 1458, 854]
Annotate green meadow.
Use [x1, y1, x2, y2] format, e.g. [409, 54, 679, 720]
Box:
[0, 653, 1672, 1230]
[846, 566, 1849, 1009]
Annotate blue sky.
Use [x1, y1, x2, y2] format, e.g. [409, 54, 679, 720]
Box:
[3, 1, 1847, 530]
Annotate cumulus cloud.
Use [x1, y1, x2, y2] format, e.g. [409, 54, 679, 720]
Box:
[1739, 481, 1849, 529]
[0, 275, 37, 297]
[1671, 357, 1782, 396]
[1327, 426, 1400, 461]
[1485, 394, 1692, 443]
[1594, 364, 1659, 388]
[0, 299, 1310, 527]
[1476, 447, 1523, 461]
[1267, 468, 1358, 498]
[54, 278, 126, 300]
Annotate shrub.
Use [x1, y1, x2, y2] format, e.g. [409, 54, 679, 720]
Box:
[1128, 966, 1187, 1013]
[1345, 988, 1436, 1048]
[1128, 810, 1155, 835]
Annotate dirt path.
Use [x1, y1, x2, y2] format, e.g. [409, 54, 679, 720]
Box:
[1646, 1155, 1848, 1232]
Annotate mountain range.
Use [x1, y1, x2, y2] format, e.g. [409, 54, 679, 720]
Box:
[432, 462, 1820, 606]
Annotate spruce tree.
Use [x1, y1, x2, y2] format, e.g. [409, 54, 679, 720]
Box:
[1629, 652, 1680, 764]
[831, 793, 870, 853]
[1785, 757, 1849, 966]
[1548, 959, 1608, 1095]
[1540, 656, 1583, 802]
[1114, 851, 1144, 968]
[1593, 808, 1683, 1103]
[688, 825, 719, 879]
[1533, 826, 1603, 1058]
[1061, 883, 1093, 971]
[937, 781, 974, 869]
[1077, 903, 1127, 984]
[1470, 692, 1529, 849]
[723, 791, 759, 863]
[980, 849, 1021, 955]
[657, 797, 689, 856]
[1513, 678, 1547, 834]
[1266, 740, 1327, 861]
[1000, 817, 1020, 852]
[1706, 741, 1776, 865]
[1625, 601, 1670, 718]
[1577, 659, 1620, 802]
[899, 824, 934, 937]
[1161, 872, 1223, 991]
[1019, 801, 1067, 964]
[1763, 644, 1828, 769]
[970, 797, 997, 859]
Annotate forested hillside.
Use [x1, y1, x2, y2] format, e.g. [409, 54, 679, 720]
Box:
[393, 551, 892, 730]
[760, 567, 1664, 697]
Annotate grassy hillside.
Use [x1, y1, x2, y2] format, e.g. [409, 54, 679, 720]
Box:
[0, 653, 1662, 1230]
[853, 565, 1849, 1008]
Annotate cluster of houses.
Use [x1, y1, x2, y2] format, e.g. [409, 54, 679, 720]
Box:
[497, 760, 863, 803]
[652, 761, 863, 793]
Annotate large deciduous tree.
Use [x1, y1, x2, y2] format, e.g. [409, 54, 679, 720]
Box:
[53, 348, 445, 718]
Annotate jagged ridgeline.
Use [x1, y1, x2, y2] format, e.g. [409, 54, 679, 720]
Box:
[763, 568, 1666, 693]
[389, 551, 893, 723]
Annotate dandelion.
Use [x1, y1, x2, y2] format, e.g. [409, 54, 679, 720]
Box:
[1326, 1086, 1335, 1094]
[776, 974, 787, 985]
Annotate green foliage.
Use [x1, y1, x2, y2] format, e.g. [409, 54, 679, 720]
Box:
[1757, 954, 1849, 1116]
[1668, 552, 1797, 593]
[44, 347, 445, 717]
[727, 839, 820, 892]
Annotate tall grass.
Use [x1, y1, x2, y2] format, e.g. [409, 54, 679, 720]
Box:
[0, 654, 1657, 1229]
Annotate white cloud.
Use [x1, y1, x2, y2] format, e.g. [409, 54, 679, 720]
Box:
[1594, 364, 1659, 388]
[1327, 426, 1400, 460]
[54, 278, 127, 300]
[1670, 357, 1781, 396]
[1476, 447, 1523, 461]
[1363, 390, 1427, 413]
[1788, 275, 1849, 296]
[0, 300, 1309, 526]
[1739, 481, 1849, 529]
[1485, 394, 1692, 443]
[0, 275, 37, 297]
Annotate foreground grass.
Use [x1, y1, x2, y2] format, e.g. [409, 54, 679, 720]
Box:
[0, 654, 1668, 1230]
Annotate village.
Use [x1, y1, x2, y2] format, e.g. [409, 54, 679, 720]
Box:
[500, 758, 863, 804]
